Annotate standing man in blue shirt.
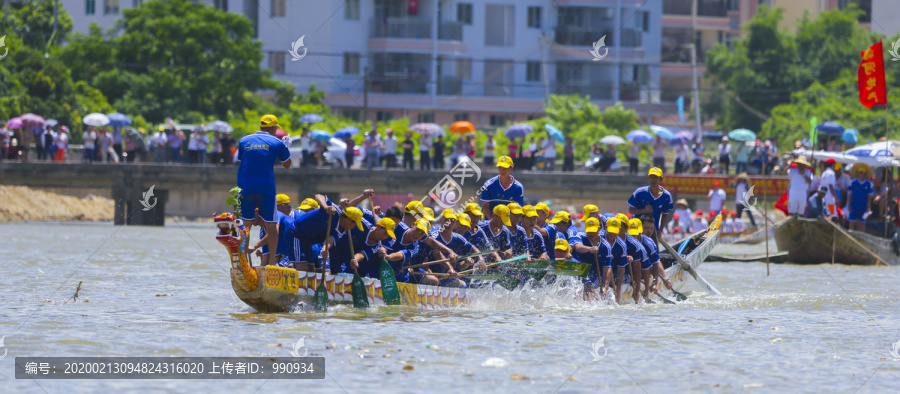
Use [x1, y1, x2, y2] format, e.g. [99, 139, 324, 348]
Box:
[236, 114, 292, 262]
[480, 156, 525, 216]
[627, 167, 674, 240]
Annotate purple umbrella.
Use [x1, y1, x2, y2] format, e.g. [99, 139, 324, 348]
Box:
[20, 113, 45, 126]
[6, 117, 23, 129]
[667, 131, 695, 146]
[504, 123, 533, 139]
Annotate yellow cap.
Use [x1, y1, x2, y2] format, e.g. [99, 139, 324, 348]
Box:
[606, 217, 621, 234]
[464, 202, 484, 218]
[549, 211, 571, 224]
[627, 218, 643, 236]
[617, 213, 629, 225]
[260, 114, 278, 128]
[137, 127, 145, 134]
[584, 217, 601, 233]
[648, 167, 663, 177]
[583, 204, 599, 216]
[298, 198, 319, 210]
[507, 202, 524, 215]
[534, 202, 550, 214]
[834, 162, 843, 171]
[554, 238, 570, 251]
[440, 208, 458, 220]
[343, 207, 365, 231]
[276, 194, 291, 204]
[377, 217, 397, 239]
[497, 155, 514, 168]
[415, 217, 432, 233]
[457, 213, 472, 228]
[423, 207, 435, 221]
[492, 205, 512, 227]
[523, 205, 538, 218]
[158, 125, 165, 132]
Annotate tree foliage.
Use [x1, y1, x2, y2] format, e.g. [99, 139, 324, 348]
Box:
[0, 0, 73, 49]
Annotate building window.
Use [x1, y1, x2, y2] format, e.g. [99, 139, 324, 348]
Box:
[132, 0, 143, 7]
[489, 115, 508, 127]
[457, 3, 473, 25]
[456, 58, 472, 80]
[417, 112, 435, 123]
[104, 0, 119, 15]
[454, 113, 470, 122]
[268, 52, 285, 74]
[485, 4, 514, 47]
[642, 11, 649, 32]
[271, 0, 286, 17]
[343, 53, 360, 75]
[86, 0, 95, 15]
[214, 0, 228, 11]
[377, 111, 394, 122]
[345, 0, 360, 20]
[343, 109, 360, 122]
[526, 61, 541, 82]
[527, 7, 541, 28]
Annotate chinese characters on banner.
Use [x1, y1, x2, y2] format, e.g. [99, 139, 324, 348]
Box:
[858, 41, 887, 109]
[663, 175, 788, 197]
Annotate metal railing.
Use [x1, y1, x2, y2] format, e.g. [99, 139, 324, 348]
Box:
[554, 26, 614, 46]
[553, 81, 613, 100]
[439, 21, 463, 41]
[697, 1, 728, 17]
[368, 76, 428, 94]
[663, 0, 692, 15]
[437, 77, 462, 95]
[370, 18, 432, 39]
[621, 29, 643, 47]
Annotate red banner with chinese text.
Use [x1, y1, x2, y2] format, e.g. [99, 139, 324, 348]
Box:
[858, 41, 887, 109]
[661, 175, 789, 197]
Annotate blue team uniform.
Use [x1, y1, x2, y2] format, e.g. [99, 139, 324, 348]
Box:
[639, 234, 659, 271]
[463, 227, 493, 253]
[623, 234, 647, 273]
[627, 186, 674, 230]
[479, 222, 512, 256]
[541, 223, 558, 258]
[847, 178, 874, 222]
[286, 198, 341, 270]
[523, 230, 546, 259]
[479, 175, 524, 211]
[508, 225, 528, 256]
[328, 217, 374, 275]
[602, 232, 629, 268]
[432, 231, 475, 286]
[570, 233, 612, 286]
[236, 132, 290, 222]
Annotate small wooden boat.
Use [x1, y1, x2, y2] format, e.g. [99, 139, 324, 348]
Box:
[707, 252, 790, 264]
[773, 217, 898, 265]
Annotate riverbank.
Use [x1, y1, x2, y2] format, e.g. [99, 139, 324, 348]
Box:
[0, 185, 114, 222]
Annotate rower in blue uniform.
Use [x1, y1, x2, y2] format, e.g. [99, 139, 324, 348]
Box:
[479, 205, 514, 259]
[569, 217, 611, 299]
[626, 217, 652, 303]
[521, 206, 548, 260]
[627, 167, 674, 237]
[480, 155, 524, 214]
[601, 217, 629, 303]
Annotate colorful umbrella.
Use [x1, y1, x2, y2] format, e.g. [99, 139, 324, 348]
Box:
[544, 124, 565, 143]
[668, 131, 694, 146]
[6, 117, 23, 129]
[450, 121, 475, 134]
[649, 125, 674, 140]
[625, 129, 654, 143]
[299, 114, 324, 124]
[106, 112, 132, 128]
[845, 141, 900, 157]
[599, 135, 626, 145]
[206, 120, 234, 133]
[841, 129, 858, 144]
[275, 129, 288, 138]
[728, 128, 756, 142]
[45, 119, 58, 127]
[310, 129, 333, 141]
[815, 121, 845, 135]
[334, 126, 360, 139]
[83, 113, 110, 127]
[20, 113, 45, 126]
[411, 123, 441, 135]
[504, 123, 533, 139]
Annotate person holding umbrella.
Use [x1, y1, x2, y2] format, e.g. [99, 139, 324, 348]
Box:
[718, 136, 731, 175]
[383, 129, 398, 169]
[541, 131, 557, 171]
[150, 126, 168, 163]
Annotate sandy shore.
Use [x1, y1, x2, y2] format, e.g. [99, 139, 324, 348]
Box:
[0, 186, 114, 222]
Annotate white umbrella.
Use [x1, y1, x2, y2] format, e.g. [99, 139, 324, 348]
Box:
[599, 135, 626, 145]
[793, 149, 900, 168]
[83, 113, 110, 127]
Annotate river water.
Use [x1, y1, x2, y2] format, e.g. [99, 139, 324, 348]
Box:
[1, 222, 899, 393]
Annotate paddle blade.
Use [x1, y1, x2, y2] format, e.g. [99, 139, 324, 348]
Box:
[672, 290, 688, 301]
[313, 281, 328, 312]
[378, 259, 401, 305]
[495, 274, 520, 291]
[351, 273, 369, 308]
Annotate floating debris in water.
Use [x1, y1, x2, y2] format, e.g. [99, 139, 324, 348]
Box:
[156, 294, 173, 297]
[771, 338, 783, 344]
[403, 365, 414, 371]
[482, 358, 508, 367]
[510, 374, 527, 380]
[742, 383, 764, 388]
[425, 344, 440, 350]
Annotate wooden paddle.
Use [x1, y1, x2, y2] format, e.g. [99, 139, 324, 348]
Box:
[313, 212, 332, 312]
[457, 254, 530, 275]
[659, 236, 722, 296]
[378, 255, 401, 305]
[404, 249, 499, 270]
[347, 231, 369, 309]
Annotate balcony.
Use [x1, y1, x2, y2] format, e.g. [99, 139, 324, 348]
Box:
[621, 29, 642, 48]
[620, 82, 642, 101]
[369, 76, 428, 94]
[663, 0, 692, 16]
[554, 81, 613, 100]
[554, 26, 613, 47]
[370, 18, 431, 39]
[439, 22, 463, 41]
[697, 0, 728, 17]
[437, 77, 462, 95]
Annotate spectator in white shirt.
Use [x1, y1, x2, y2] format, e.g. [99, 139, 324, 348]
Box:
[707, 180, 726, 213]
[628, 141, 640, 175]
[673, 198, 692, 230]
[732, 173, 757, 227]
[541, 134, 556, 171]
[718, 136, 731, 175]
[382, 129, 399, 169]
[483, 133, 496, 167]
[150, 125, 168, 163]
[83, 126, 97, 164]
[419, 132, 432, 171]
[820, 158, 839, 217]
[674, 142, 689, 173]
[652, 136, 667, 173]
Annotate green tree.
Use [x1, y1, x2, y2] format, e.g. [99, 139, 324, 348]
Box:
[0, 0, 73, 49]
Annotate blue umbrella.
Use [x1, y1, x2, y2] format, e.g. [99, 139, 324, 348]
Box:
[544, 124, 565, 143]
[841, 129, 858, 144]
[299, 114, 324, 124]
[815, 121, 845, 135]
[668, 131, 694, 146]
[45, 119, 58, 127]
[334, 126, 360, 139]
[845, 141, 900, 157]
[310, 129, 333, 141]
[504, 123, 533, 139]
[626, 129, 654, 143]
[106, 112, 132, 128]
[649, 125, 674, 140]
